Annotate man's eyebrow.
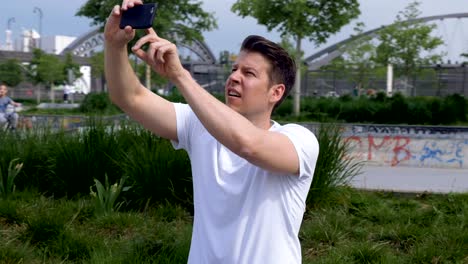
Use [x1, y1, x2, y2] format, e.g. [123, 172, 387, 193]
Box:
[242, 66, 259, 73]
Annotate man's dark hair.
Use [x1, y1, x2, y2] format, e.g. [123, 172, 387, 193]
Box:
[240, 35, 296, 110]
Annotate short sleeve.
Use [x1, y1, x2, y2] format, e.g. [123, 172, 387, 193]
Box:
[171, 103, 194, 151]
[278, 124, 319, 180]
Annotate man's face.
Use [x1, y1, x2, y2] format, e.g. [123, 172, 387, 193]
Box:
[0, 85, 7, 97]
[225, 51, 277, 119]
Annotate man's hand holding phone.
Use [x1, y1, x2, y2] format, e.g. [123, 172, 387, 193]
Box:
[104, 0, 156, 48]
[119, 3, 157, 29]
[104, 3, 139, 48]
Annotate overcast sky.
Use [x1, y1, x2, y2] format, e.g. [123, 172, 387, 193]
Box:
[1, 0, 468, 61]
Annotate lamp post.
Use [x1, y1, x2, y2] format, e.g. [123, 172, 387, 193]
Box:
[33, 7, 43, 49]
[7, 17, 15, 30]
[6, 17, 15, 50]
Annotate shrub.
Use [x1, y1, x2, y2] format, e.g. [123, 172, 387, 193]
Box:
[308, 123, 364, 208]
[43, 118, 125, 198]
[0, 158, 23, 199]
[90, 174, 130, 216]
[116, 128, 193, 210]
[79, 92, 121, 114]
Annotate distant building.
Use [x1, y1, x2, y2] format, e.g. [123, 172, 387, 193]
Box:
[4, 29, 14, 51]
[0, 30, 91, 95]
[42, 35, 76, 55]
[14, 29, 40, 52]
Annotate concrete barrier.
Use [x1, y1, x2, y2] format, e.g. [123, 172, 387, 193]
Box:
[302, 123, 468, 170]
[346, 124, 468, 169]
[16, 114, 128, 131]
[346, 135, 468, 169]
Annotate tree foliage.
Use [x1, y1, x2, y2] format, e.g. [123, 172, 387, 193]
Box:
[76, 0, 217, 43]
[232, 0, 360, 43]
[374, 1, 444, 77]
[0, 59, 24, 87]
[326, 22, 386, 91]
[28, 49, 65, 87]
[89, 52, 105, 79]
[63, 53, 83, 84]
[231, 0, 361, 115]
[26, 49, 84, 103]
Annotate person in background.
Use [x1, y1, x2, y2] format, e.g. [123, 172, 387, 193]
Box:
[104, 1, 319, 263]
[0, 84, 21, 130]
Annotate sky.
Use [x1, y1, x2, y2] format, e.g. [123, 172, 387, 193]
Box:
[1, 0, 468, 62]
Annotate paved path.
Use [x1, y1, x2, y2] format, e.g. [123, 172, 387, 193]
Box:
[350, 166, 468, 194]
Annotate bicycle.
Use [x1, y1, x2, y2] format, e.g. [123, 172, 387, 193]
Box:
[1, 104, 20, 131]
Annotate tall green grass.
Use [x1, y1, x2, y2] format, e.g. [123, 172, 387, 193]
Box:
[1, 190, 466, 263]
[308, 123, 364, 208]
[0, 119, 192, 210]
[2, 113, 364, 213]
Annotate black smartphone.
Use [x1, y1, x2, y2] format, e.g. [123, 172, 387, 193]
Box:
[119, 3, 157, 29]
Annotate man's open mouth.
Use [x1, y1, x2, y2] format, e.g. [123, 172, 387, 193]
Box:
[228, 90, 241, 98]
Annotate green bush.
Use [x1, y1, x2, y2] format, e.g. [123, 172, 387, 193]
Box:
[307, 123, 363, 208]
[0, 158, 23, 199]
[293, 93, 468, 125]
[116, 128, 193, 211]
[79, 92, 121, 114]
[39, 118, 125, 198]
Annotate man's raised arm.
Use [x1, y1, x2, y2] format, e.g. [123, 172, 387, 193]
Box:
[104, 2, 177, 141]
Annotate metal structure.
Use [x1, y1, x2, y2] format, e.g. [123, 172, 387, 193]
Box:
[60, 27, 217, 65]
[33, 7, 43, 49]
[305, 13, 468, 70]
[7, 17, 15, 30]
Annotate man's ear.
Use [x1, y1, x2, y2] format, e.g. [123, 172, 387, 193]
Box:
[270, 84, 285, 104]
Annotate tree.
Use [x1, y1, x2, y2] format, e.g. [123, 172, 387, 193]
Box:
[327, 22, 385, 94]
[232, 0, 361, 116]
[77, 0, 217, 44]
[63, 53, 83, 84]
[27, 49, 66, 103]
[89, 52, 106, 92]
[0, 59, 24, 92]
[374, 1, 444, 95]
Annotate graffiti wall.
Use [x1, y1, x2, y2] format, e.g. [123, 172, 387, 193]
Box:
[345, 135, 468, 169]
[302, 123, 468, 169]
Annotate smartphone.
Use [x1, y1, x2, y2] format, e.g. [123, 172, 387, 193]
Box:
[119, 3, 157, 29]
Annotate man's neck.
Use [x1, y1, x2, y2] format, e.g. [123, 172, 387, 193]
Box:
[247, 115, 273, 130]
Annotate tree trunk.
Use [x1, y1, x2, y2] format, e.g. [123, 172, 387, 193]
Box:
[293, 35, 302, 116]
[36, 85, 41, 104]
[50, 84, 55, 103]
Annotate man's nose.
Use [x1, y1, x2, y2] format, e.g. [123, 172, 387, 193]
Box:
[229, 70, 241, 84]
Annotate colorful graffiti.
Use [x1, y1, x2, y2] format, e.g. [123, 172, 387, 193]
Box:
[346, 135, 468, 169]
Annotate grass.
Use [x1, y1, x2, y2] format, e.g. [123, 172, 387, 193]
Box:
[0, 189, 466, 263]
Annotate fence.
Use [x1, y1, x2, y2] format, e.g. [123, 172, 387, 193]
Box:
[195, 65, 468, 98]
[9, 65, 468, 101]
[303, 65, 468, 97]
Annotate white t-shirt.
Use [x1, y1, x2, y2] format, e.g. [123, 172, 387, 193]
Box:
[171, 103, 319, 264]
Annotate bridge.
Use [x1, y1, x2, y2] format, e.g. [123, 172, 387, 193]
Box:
[305, 13, 468, 70]
[0, 27, 217, 68]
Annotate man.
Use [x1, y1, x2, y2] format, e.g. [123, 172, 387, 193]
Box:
[105, 1, 319, 263]
[0, 84, 20, 130]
